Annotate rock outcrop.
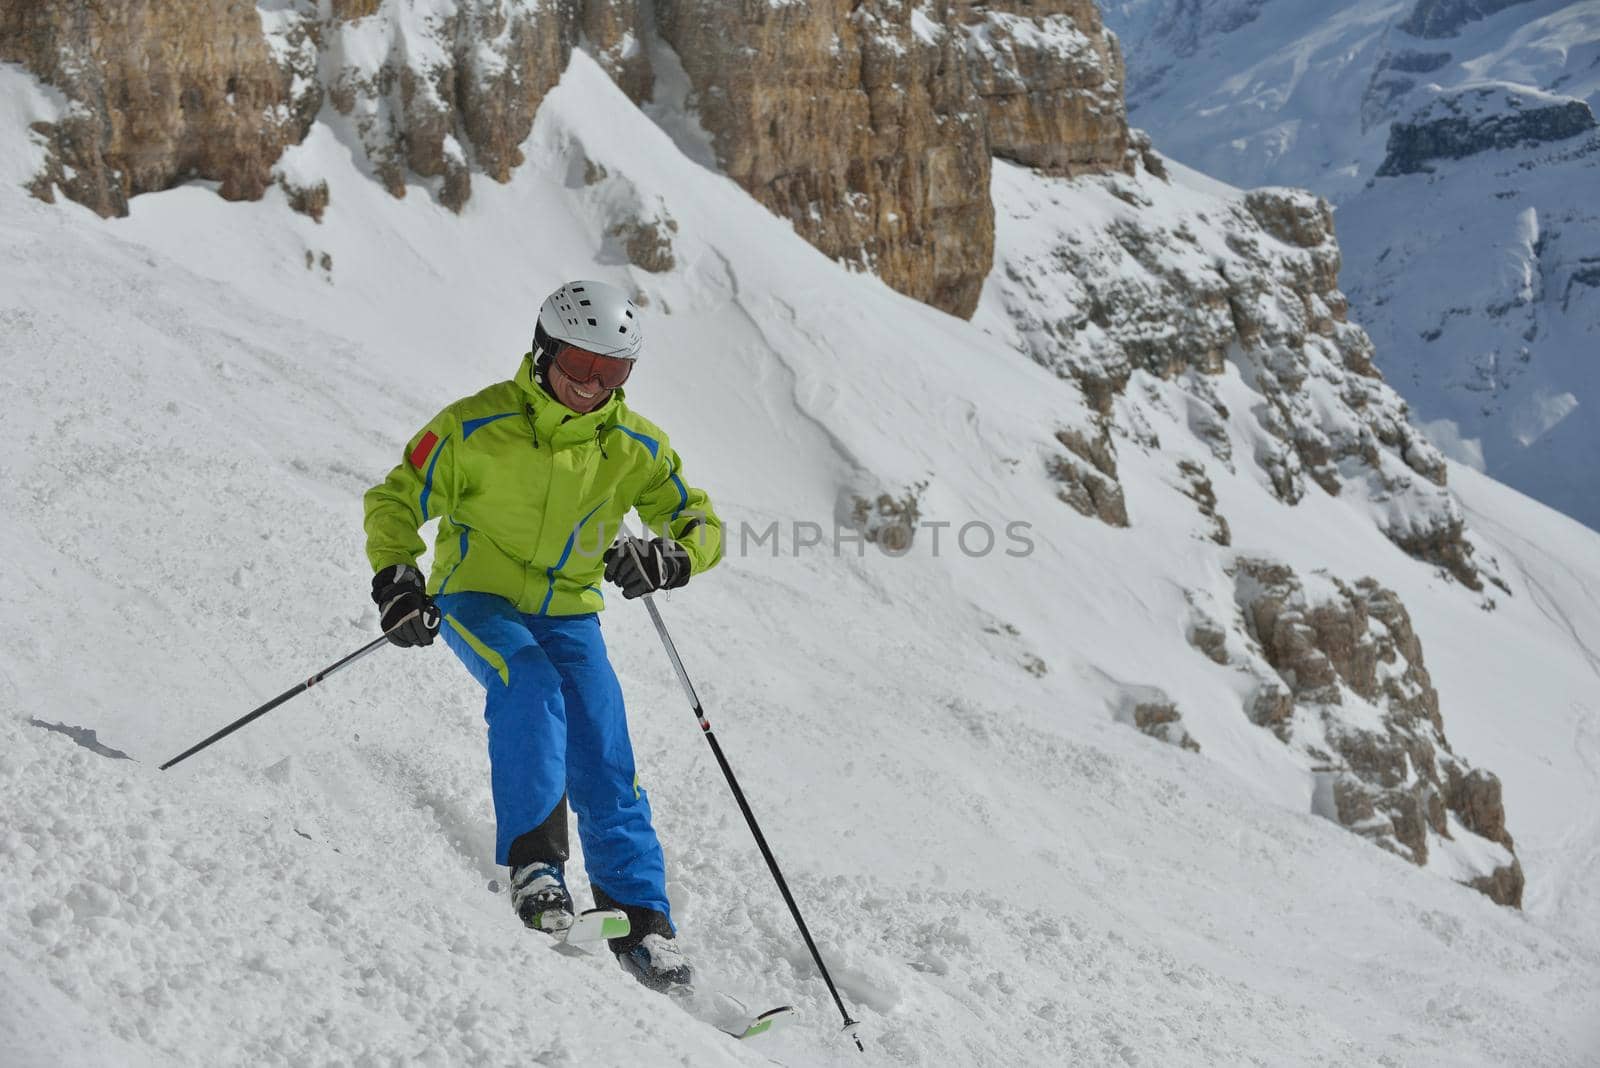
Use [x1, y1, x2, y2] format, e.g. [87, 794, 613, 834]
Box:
[1176, 459, 1230, 545]
[1386, 50, 1454, 74]
[1126, 0, 1266, 67]
[1378, 84, 1597, 176]
[322, 0, 579, 212]
[7, 0, 1130, 319]
[1360, 49, 1457, 131]
[849, 483, 927, 553]
[1, 0, 319, 217]
[985, 150, 1495, 590]
[652, 1, 1131, 315]
[962, 2, 1130, 176]
[1219, 558, 1523, 906]
[1111, 686, 1200, 753]
[1048, 427, 1127, 527]
[655, 0, 993, 317]
[1397, 0, 1536, 40]
[3, 0, 621, 215]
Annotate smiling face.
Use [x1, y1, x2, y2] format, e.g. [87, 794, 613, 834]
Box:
[547, 356, 612, 414]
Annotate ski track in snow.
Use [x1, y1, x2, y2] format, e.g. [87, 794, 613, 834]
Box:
[2, 49, 1599, 1067]
[1454, 473, 1600, 955]
[1462, 498, 1600, 683]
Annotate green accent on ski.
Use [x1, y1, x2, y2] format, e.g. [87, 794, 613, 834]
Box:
[558, 909, 628, 944]
[729, 1008, 794, 1041]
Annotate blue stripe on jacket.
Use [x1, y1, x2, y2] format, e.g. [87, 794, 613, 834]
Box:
[613, 426, 660, 459]
[539, 498, 610, 615]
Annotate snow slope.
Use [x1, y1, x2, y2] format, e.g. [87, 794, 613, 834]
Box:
[3, 49, 1600, 1065]
[1102, 0, 1600, 530]
[1103, 0, 1600, 194]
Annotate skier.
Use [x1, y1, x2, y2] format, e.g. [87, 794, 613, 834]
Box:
[362, 280, 722, 991]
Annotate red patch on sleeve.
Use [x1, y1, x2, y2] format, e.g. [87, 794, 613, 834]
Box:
[409, 430, 440, 469]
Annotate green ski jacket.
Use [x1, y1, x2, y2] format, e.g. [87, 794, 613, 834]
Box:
[364, 355, 722, 615]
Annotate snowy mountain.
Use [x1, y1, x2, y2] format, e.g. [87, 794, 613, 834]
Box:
[3, 8, 1600, 1068]
[1101, 0, 1600, 530]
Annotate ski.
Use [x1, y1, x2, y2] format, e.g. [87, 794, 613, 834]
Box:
[721, 1005, 796, 1041]
[665, 985, 796, 1042]
[558, 907, 630, 945]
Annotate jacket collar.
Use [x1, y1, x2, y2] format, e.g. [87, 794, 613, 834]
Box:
[515, 354, 624, 449]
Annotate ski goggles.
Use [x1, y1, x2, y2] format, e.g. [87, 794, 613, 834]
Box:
[552, 342, 634, 390]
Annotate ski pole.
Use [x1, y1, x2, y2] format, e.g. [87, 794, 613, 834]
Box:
[618, 528, 864, 1052]
[159, 608, 428, 771]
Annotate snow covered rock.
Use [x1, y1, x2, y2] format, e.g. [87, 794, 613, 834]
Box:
[1398, 0, 1537, 39]
[1112, 687, 1202, 752]
[1226, 557, 1524, 905]
[960, 1, 1132, 175]
[581, 0, 653, 104]
[1049, 427, 1129, 526]
[979, 152, 1494, 589]
[1377, 83, 1597, 176]
[1176, 458, 1231, 544]
[849, 483, 928, 551]
[2, 0, 642, 215]
[0, 0, 319, 217]
[321, 0, 579, 211]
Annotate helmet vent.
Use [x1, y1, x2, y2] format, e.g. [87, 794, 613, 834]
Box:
[579, 299, 591, 306]
[587, 318, 598, 326]
[619, 325, 628, 333]
[624, 309, 633, 318]
[572, 285, 586, 292]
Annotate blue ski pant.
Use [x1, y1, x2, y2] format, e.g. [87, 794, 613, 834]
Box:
[434, 591, 672, 922]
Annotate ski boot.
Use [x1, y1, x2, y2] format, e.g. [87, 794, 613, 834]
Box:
[593, 887, 692, 991]
[509, 861, 574, 936]
[618, 933, 694, 992]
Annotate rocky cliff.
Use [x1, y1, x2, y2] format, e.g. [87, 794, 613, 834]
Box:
[976, 146, 1522, 904]
[1377, 83, 1597, 176]
[4, 0, 1128, 317]
[0, 0, 319, 217]
[982, 150, 1495, 593]
[652, 0, 1125, 317]
[654, 0, 996, 316]
[1397, 0, 1535, 40]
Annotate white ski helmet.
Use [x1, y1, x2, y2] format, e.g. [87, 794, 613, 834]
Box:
[533, 280, 643, 361]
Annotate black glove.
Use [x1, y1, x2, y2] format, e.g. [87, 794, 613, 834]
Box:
[371, 564, 440, 647]
[603, 535, 691, 600]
